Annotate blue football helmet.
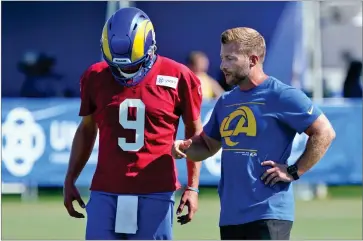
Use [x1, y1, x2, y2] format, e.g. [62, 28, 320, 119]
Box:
[101, 7, 157, 86]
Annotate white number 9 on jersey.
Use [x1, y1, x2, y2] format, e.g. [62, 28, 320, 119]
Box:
[118, 99, 145, 152]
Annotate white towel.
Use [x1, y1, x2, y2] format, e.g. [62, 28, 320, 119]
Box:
[115, 196, 138, 234]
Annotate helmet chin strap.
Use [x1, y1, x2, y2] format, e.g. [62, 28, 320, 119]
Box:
[117, 67, 142, 79]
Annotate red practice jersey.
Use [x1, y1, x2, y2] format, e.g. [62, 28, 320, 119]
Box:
[79, 56, 202, 194]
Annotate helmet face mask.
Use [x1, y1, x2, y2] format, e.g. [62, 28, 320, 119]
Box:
[100, 7, 157, 86]
[108, 57, 144, 79]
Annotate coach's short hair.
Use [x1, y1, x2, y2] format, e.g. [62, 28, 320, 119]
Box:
[221, 27, 266, 63]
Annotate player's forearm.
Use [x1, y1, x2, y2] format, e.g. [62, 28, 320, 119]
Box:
[65, 124, 98, 183]
[184, 120, 203, 188]
[186, 160, 201, 188]
[295, 129, 335, 176]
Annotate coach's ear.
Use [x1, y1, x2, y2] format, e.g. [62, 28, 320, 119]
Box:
[249, 55, 259, 67]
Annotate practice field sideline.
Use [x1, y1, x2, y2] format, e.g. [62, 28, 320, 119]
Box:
[2, 187, 362, 240]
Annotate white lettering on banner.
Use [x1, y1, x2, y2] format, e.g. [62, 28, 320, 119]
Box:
[49, 120, 99, 164]
[2, 108, 46, 177]
[49, 152, 98, 164]
[50, 121, 78, 151]
[202, 108, 222, 177]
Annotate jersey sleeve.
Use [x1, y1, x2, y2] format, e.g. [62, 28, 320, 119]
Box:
[178, 67, 203, 125]
[79, 67, 97, 116]
[277, 88, 322, 134]
[203, 99, 222, 141]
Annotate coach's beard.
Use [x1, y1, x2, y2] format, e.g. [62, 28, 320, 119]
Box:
[236, 76, 249, 87]
[233, 71, 251, 88]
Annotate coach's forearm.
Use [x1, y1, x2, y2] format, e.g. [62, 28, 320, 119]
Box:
[185, 135, 216, 162]
[65, 124, 98, 184]
[295, 129, 335, 176]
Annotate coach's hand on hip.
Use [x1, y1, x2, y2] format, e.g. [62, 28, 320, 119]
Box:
[260, 161, 294, 186]
[172, 139, 192, 159]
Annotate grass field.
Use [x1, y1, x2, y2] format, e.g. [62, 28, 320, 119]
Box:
[2, 186, 362, 240]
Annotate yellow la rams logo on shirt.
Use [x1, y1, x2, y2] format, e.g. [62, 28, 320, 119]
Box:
[220, 106, 257, 147]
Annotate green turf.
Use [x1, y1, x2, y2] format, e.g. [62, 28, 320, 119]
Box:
[2, 187, 362, 240]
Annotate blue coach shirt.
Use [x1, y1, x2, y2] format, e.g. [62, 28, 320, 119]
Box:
[203, 76, 322, 227]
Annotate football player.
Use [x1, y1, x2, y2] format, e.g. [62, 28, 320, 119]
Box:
[63, 7, 203, 240]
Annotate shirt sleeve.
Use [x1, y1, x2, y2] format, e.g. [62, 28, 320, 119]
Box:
[79, 67, 97, 116]
[203, 98, 222, 141]
[276, 88, 322, 134]
[178, 66, 203, 125]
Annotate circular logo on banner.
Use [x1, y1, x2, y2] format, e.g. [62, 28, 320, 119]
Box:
[2, 108, 46, 177]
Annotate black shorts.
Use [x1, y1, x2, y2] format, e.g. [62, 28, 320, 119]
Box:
[220, 219, 293, 240]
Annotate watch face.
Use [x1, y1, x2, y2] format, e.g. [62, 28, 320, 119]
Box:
[288, 165, 298, 173]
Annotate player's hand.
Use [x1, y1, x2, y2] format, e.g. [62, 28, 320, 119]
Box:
[176, 189, 199, 225]
[172, 139, 192, 159]
[260, 161, 294, 186]
[63, 180, 85, 218]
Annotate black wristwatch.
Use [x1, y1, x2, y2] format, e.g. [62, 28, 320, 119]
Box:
[287, 164, 300, 180]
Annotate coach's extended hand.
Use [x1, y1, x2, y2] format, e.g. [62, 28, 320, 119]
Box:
[176, 189, 199, 225]
[172, 139, 192, 159]
[260, 161, 294, 186]
[63, 180, 86, 218]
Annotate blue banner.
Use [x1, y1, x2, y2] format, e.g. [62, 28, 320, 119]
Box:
[1, 98, 362, 187]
